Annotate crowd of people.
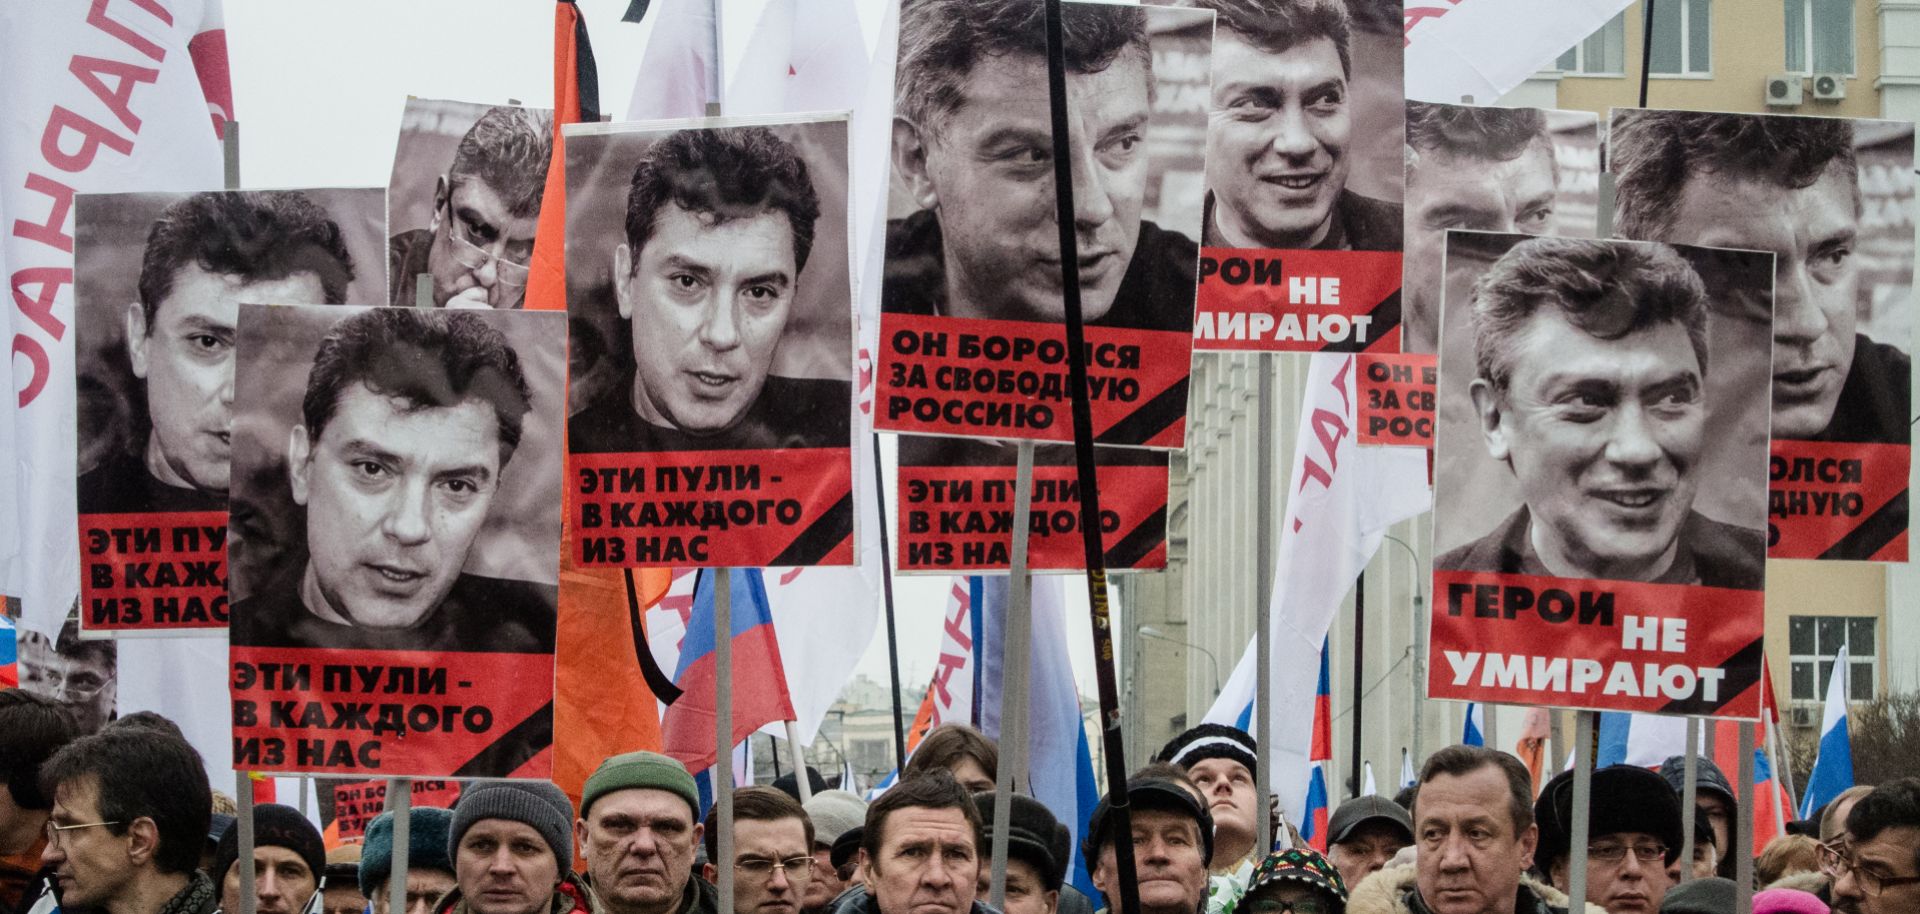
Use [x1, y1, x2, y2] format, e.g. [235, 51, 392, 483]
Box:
[2, 695, 1914, 914]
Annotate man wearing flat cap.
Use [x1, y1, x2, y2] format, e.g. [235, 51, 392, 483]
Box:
[1534, 766, 1682, 914]
[361, 807, 457, 914]
[1086, 777, 1214, 914]
[576, 751, 717, 914]
[440, 782, 587, 914]
[1326, 796, 1414, 892]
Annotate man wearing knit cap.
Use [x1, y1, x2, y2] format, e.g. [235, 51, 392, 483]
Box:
[802, 792, 867, 914]
[1326, 796, 1413, 891]
[361, 808, 457, 914]
[575, 751, 717, 914]
[1535, 767, 1681, 914]
[211, 803, 325, 914]
[970, 793, 1062, 914]
[441, 782, 585, 914]
[1085, 777, 1213, 914]
[1240, 848, 1348, 914]
[1155, 725, 1262, 877]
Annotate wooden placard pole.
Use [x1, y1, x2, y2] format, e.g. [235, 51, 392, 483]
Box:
[988, 442, 1039, 909]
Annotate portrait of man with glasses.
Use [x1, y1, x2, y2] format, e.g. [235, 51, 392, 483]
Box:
[1827, 778, 1920, 914]
[702, 787, 817, 914]
[16, 616, 118, 735]
[389, 102, 553, 309]
[1534, 765, 1683, 914]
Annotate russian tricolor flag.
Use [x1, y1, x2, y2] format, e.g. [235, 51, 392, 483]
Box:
[1301, 638, 1333, 851]
[1798, 644, 1855, 818]
[661, 569, 796, 774]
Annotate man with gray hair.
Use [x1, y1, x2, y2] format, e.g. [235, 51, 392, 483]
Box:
[884, 0, 1196, 332]
[390, 105, 553, 309]
[1438, 237, 1765, 587]
[1197, 0, 1400, 255]
[1400, 103, 1558, 354]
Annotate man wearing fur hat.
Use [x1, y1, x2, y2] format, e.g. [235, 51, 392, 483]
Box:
[1347, 746, 1600, 914]
[439, 783, 591, 914]
[360, 808, 457, 914]
[1533, 767, 1680, 914]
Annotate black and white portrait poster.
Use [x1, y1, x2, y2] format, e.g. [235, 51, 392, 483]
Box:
[1402, 103, 1600, 355]
[564, 114, 856, 568]
[1181, 0, 1405, 353]
[227, 304, 563, 778]
[388, 97, 556, 309]
[1429, 232, 1773, 720]
[16, 611, 119, 735]
[873, 0, 1213, 448]
[72, 188, 387, 636]
[1609, 109, 1913, 562]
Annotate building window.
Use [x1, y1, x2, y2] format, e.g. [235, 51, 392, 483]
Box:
[1785, 0, 1855, 75]
[1650, 0, 1711, 75]
[1788, 615, 1876, 702]
[1556, 12, 1626, 76]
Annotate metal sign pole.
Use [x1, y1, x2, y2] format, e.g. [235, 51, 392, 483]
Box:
[715, 569, 736, 914]
[990, 441, 1039, 909]
[1737, 722, 1756, 911]
[387, 780, 411, 914]
[1680, 719, 1699, 884]
[784, 720, 812, 803]
[1566, 712, 1595, 913]
[236, 772, 257, 914]
[1254, 354, 1274, 854]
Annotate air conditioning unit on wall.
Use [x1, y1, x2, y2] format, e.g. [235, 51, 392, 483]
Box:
[1767, 74, 1804, 107]
[1814, 73, 1847, 101]
[1789, 705, 1820, 728]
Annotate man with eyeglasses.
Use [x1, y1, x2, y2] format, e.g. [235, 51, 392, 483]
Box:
[389, 105, 552, 309]
[1534, 766, 1680, 914]
[16, 618, 117, 735]
[37, 727, 215, 914]
[1829, 778, 1920, 914]
[576, 752, 717, 914]
[0, 693, 79, 914]
[701, 788, 816, 914]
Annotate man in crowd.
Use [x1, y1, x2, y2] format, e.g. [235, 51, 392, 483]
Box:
[1439, 237, 1766, 588]
[1326, 795, 1414, 891]
[38, 727, 215, 914]
[832, 771, 988, 914]
[1348, 745, 1578, 914]
[211, 804, 325, 914]
[1198, 0, 1400, 254]
[81, 190, 356, 514]
[1657, 757, 1738, 881]
[1155, 725, 1262, 876]
[702, 787, 814, 914]
[972, 794, 1062, 914]
[1085, 777, 1213, 914]
[885, 0, 1197, 332]
[902, 727, 999, 795]
[323, 846, 366, 914]
[1534, 767, 1681, 914]
[569, 125, 843, 454]
[1611, 111, 1910, 448]
[230, 308, 554, 653]
[0, 693, 77, 914]
[1400, 103, 1559, 354]
[390, 106, 552, 309]
[576, 751, 716, 914]
[441, 782, 582, 914]
[360, 807, 457, 914]
[1831, 778, 1920, 914]
[802, 791, 867, 914]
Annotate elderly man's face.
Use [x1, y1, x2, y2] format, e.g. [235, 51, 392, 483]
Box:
[616, 205, 797, 438]
[430, 177, 536, 309]
[1091, 809, 1209, 914]
[370, 868, 458, 914]
[1660, 163, 1859, 439]
[1470, 310, 1705, 582]
[897, 50, 1150, 324]
[17, 632, 116, 734]
[975, 858, 1057, 914]
[1551, 832, 1671, 914]
[578, 788, 702, 913]
[1207, 31, 1350, 249]
[1402, 144, 1556, 354]
[1329, 821, 1410, 889]
[289, 384, 503, 629]
[127, 265, 325, 495]
[1413, 766, 1536, 914]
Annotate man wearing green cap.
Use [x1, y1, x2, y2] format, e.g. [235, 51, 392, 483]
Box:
[576, 751, 718, 914]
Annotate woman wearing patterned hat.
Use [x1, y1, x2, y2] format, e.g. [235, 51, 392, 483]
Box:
[1238, 849, 1348, 914]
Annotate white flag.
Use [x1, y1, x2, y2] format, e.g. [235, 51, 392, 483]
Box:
[1405, 0, 1633, 104]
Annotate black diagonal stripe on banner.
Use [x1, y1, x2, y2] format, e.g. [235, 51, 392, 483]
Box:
[1104, 505, 1167, 568]
[453, 699, 554, 778]
[1322, 289, 1400, 355]
[1822, 487, 1908, 560]
[771, 491, 856, 566]
[624, 568, 684, 705]
[1657, 638, 1764, 717]
[1099, 377, 1188, 446]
